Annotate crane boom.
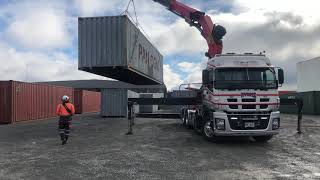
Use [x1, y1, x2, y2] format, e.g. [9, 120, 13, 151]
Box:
[153, 0, 226, 58]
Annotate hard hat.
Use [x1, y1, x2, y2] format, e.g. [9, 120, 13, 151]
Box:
[62, 95, 69, 102]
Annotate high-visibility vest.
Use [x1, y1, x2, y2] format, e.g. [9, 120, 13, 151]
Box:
[56, 103, 75, 116]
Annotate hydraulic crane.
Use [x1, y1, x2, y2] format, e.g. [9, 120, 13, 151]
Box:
[153, 0, 226, 58]
[127, 0, 303, 141]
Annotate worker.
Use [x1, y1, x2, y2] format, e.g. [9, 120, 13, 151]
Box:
[56, 95, 75, 145]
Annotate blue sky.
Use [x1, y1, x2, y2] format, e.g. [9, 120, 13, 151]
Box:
[0, 0, 319, 90]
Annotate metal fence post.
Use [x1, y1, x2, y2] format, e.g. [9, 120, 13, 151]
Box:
[297, 99, 303, 134]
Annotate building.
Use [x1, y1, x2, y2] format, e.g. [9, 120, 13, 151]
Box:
[297, 57, 320, 92]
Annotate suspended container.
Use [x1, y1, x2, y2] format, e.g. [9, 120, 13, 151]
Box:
[74, 90, 101, 114]
[78, 15, 163, 85]
[0, 81, 73, 124]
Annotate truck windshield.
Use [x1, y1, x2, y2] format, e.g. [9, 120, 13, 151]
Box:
[214, 68, 278, 90]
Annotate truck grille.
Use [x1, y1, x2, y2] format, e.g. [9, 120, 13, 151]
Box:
[227, 113, 270, 130]
[226, 98, 270, 110]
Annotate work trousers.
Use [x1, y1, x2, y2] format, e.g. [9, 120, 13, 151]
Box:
[59, 116, 72, 141]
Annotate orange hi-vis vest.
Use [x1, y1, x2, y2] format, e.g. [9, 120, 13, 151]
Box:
[56, 103, 75, 116]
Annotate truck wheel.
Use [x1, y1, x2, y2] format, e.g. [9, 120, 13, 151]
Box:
[181, 109, 186, 127]
[181, 109, 188, 127]
[194, 115, 202, 134]
[185, 113, 193, 129]
[202, 121, 214, 140]
[253, 135, 273, 143]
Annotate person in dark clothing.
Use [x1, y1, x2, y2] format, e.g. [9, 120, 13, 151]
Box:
[56, 95, 75, 145]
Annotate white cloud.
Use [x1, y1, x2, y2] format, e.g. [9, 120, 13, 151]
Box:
[73, 0, 125, 16]
[3, 2, 72, 50]
[177, 62, 197, 73]
[233, 0, 320, 25]
[180, 59, 206, 84]
[7, 10, 70, 49]
[0, 42, 107, 82]
[144, 18, 206, 56]
[163, 64, 183, 90]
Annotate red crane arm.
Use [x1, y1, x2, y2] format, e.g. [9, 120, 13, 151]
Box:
[153, 0, 226, 58]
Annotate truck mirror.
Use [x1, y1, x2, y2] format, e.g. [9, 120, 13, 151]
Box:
[202, 70, 209, 85]
[278, 68, 284, 85]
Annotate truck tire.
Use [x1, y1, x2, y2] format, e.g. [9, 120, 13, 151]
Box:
[185, 112, 193, 129]
[253, 135, 273, 143]
[181, 109, 186, 127]
[194, 114, 202, 134]
[202, 121, 214, 140]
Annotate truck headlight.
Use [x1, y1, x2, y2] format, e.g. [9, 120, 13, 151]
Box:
[272, 118, 280, 130]
[215, 118, 225, 130]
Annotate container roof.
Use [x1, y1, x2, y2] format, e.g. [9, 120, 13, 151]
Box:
[297, 56, 320, 64]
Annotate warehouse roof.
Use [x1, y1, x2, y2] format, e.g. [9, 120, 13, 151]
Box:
[298, 56, 320, 64]
[38, 80, 167, 93]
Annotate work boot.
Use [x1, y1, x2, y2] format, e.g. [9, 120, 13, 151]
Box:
[62, 140, 67, 145]
[60, 134, 65, 141]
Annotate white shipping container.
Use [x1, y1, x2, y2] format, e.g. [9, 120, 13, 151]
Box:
[297, 57, 320, 92]
[78, 15, 163, 85]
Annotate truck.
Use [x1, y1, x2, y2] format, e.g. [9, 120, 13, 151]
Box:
[153, 0, 285, 142]
[181, 53, 284, 142]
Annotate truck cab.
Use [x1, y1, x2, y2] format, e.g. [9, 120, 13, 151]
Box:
[200, 53, 284, 142]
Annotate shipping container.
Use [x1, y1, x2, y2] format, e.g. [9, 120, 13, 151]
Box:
[78, 15, 163, 85]
[101, 89, 139, 117]
[280, 91, 320, 115]
[74, 90, 101, 114]
[0, 81, 73, 124]
[0, 81, 12, 124]
[297, 57, 320, 92]
[279, 92, 299, 114]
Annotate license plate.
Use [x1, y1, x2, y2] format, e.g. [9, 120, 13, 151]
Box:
[245, 122, 255, 128]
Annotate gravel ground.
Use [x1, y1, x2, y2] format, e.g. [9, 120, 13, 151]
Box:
[0, 113, 320, 180]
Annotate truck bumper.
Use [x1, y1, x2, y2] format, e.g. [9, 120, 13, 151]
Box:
[212, 111, 280, 137]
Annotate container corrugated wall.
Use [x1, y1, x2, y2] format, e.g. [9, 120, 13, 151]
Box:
[101, 89, 128, 117]
[74, 90, 101, 114]
[78, 15, 163, 85]
[280, 91, 320, 115]
[0, 81, 12, 124]
[101, 89, 139, 117]
[0, 81, 73, 124]
[279, 92, 299, 114]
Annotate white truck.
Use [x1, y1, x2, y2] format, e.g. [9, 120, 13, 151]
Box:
[181, 53, 284, 142]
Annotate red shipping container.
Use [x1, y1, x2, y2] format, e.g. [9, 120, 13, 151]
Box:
[0, 81, 73, 124]
[74, 90, 101, 114]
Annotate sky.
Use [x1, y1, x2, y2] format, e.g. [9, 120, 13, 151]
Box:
[0, 0, 319, 90]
